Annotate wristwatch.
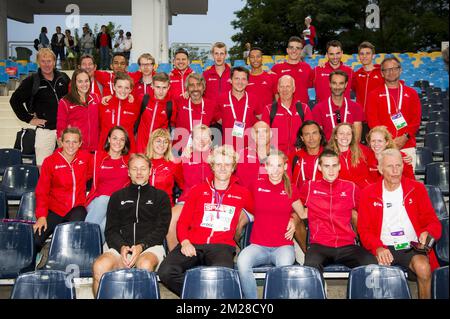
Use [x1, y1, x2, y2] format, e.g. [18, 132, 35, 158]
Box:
[404, 133, 410, 139]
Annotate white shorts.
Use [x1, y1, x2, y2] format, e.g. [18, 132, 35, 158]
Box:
[106, 245, 166, 270]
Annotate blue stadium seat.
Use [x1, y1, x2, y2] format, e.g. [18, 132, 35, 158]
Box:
[0, 191, 7, 219]
[17, 64, 28, 76]
[43, 222, 102, 277]
[426, 121, 449, 134]
[432, 266, 449, 299]
[11, 270, 76, 299]
[0, 164, 39, 200]
[436, 218, 449, 266]
[0, 222, 35, 279]
[157, 63, 172, 73]
[425, 162, 449, 196]
[425, 185, 448, 220]
[0, 148, 22, 176]
[181, 266, 243, 299]
[127, 63, 139, 72]
[0, 72, 9, 84]
[415, 147, 433, 175]
[97, 269, 160, 299]
[347, 265, 411, 299]
[263, 265, 326, 299]
[233, 60, 246, 67]
[190, 63, 203, 74]
[16, 191, 36, 222]
[444, 146, 449, 163]
[424, 133, 449, 157]
[27, 62, 38, 73]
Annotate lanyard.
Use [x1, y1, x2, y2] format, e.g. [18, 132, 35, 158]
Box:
[385, 83, 403, 115]
[328, 97, 348, 128]
[150, 163, 165, 186]
[228, 91, 249, 123]
[149, 101, 159, 134]
[188, 98, 204, 132]
[301, 158, 319, 182]
[212, 187, 226, 219]
[109, 73, 113, 95]
[91, 81, 95, 94]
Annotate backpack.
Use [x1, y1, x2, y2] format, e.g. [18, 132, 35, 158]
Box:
[269, 101, 305, 126]
[14, 128, 36, 155]
[133, 94, 173, 135]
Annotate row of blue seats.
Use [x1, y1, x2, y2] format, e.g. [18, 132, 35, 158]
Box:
[7, 264, 449, 299]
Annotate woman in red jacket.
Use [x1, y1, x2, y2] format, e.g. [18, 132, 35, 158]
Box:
[166, 124, 213, 251]
[57, 69, 101, 152]
[33, 127, 92, 257]
[85, 126, 131, 242]
[98, 72, 140, 152]
[366, 125, 415, 183]
[327, 123, 371, 189]
[146, 128, 184, 205]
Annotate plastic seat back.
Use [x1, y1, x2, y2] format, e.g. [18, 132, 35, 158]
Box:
[11, 270, 76, 299]
[432, 266, 449, 299]
[0, 221, 35, 279]
[347, 265, 411, 299]
[415, 147, 433, 175]
[263, 265, 326, 299]
[0, 191, 7, 219]
[181, 266, 243, 299]
[44, 222, 102, 277]
[16, 191, 36, 222]
[436, 218, 449, 266]
[424, 133, 449, 156]
[97, 269, 160, 299]
[429, 110, 449, 122]
[0, 149, 22, 176]
[425, 162, 449, 195]
[426, 121, 449, 134]
[0, 165, 39, 200]
[425, 185, 448, 220]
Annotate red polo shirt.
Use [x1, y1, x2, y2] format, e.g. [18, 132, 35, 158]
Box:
[271, 61, 312, 104]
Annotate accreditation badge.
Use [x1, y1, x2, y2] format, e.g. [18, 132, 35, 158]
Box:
[232, 121, 245, 138]
[391, 112, 408, 130]
[391, 228, 410, 251]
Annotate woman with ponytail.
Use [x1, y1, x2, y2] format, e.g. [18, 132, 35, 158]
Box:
[236, 150, 304, 299]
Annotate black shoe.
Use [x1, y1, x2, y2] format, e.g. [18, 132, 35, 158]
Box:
[36, 242, 51, 269]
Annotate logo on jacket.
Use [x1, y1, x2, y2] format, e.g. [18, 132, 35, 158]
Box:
[101, 165, 113, 169]
[55, 165, 67, 170]
[208, 78, 218, 81]
[340, 192, 347, 197]
[281, 69, 290, 73]
[258, 188, 271, 193]
[280, 190, 287, 195]
[227, 194, 242, 199]
[408, 198, 413, 204]
[313, 190, 327, 195]
[69, 105, 78, 110]
[123, 111, 135, 115]
[121, 200, 134, 205]
[146, 200, 153, 205]
[373, 202, 383, 207]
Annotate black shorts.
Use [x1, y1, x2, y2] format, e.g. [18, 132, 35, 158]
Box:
[387, 245, 427, 280]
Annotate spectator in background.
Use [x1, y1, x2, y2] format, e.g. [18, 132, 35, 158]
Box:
[56, 69, 101, 152]
[96, 25, 112, 70]
[312, 70, 364, 142]
[158, 145, 253, 297]
[301, 16, 316, 59]
[10, 48, 70, 167]
[203, 42, 232, 102]
[301, 149, 377, 274]
[271, 36, 312, 104]
[123, 32, 132, 61]
[85, 126, 131, 242]
[243, 42, 251, 62]
[311, 40, 353, 103]
[113, 30, 125, 53]
[51, 26, 65, 66]
[327, 123, 371, 189]
[169, 48, 194, 99]
[92, 153, 171, 297]
[38, 27, 50, 49]
[443, 46, 449, 72]
[64, 29, 77, 70]
[33, 127, 92, 268]
[80, 25, 95, 56]
[358, 148, 442, 299]
[365, 57, 421, 169]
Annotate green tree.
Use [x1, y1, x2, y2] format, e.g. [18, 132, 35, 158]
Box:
[230, 0, 449, 58]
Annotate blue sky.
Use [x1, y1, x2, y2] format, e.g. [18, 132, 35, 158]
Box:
[7, 0, 245, 49]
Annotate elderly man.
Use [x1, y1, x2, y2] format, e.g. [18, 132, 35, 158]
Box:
[92, 153, 171, 297]
[365, 57, 421, 168]
[262, 75, 313, 156]
[358, 148, 442, 299]
[10, 48, 70, 167]
[158, 145, 253, 296]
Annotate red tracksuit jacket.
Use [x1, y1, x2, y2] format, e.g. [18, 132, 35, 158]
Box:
[169, 67, 194, 99]
[291, 147, 324, 190]
[366, 83, 421, 149]
[178, 150, 213, 203]
[358, 177, 442, 270]
[366, 150, 415, 184]
[98, 95, 140, 152]
[35, 149, 93, 218]
[311, 62, 353, 103]
[351, 64, 384, 113]
[177, 176, 253, 247]
[271, 61, 313, 104]
[56, 93, 101, 152]
[149, 157, 184, 206]
[203, 64, 232, 102]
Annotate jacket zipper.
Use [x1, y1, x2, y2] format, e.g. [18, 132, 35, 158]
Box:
[329, 182, 338, 247]
[134, 185, 141, 246]
[117, 100, 122, 126]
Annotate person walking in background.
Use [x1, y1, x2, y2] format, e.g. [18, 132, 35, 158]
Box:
[301, 16, 317, 59]
[96, 25, 112, 70]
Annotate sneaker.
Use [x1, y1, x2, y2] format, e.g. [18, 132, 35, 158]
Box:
[36, 242, 50, 269]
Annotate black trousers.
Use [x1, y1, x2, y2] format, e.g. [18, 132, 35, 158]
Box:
[304, 243, 377, 274]
[158, 243, 235, 296]
[34, 206, 87, 252]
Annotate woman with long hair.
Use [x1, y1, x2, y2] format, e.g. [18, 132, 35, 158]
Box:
[327, 123, 371, 189]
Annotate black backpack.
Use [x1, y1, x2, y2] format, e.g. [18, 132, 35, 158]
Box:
[269, 101, 305, 126]
[14, 128, 36, 155]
